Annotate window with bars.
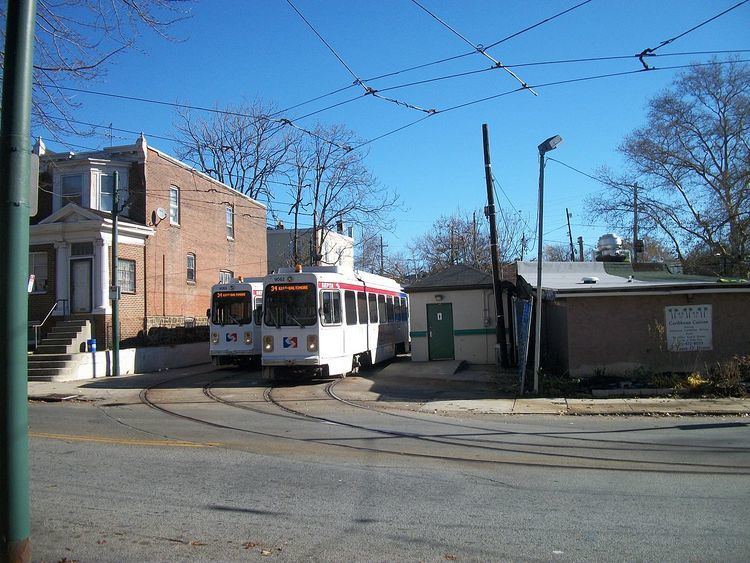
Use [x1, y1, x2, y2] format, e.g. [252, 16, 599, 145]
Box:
[187, 253, 196, 283]
[117, 259, 136, 293]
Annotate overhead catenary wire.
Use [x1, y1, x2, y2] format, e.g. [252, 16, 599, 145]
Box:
[284, 0, 436, 115]
[409, 0, 537, 95]
[272, 0, 594, 117]
[637, 0, 750, 69]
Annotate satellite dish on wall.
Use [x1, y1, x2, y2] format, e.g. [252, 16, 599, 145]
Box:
[156, 207, 167, 220]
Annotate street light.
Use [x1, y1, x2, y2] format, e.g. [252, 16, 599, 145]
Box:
[533, 134, 562, 394]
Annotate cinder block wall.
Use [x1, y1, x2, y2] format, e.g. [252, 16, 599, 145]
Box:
[564, 292, 750, 376]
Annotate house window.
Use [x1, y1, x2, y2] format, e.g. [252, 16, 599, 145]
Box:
[100, 170, 129, 214]
[169, 186, 180, 225]
[28, 252, 48, 293]
[117, 259, 136, 293]
[61, 174, 83, 206]
[219, 270, 233, 284]
[226, 205, 234, 239]
[186, 253, 196, 283]
[71, 242, 93, 256]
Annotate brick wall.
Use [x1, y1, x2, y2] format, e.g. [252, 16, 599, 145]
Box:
[142, 148, 267, 326]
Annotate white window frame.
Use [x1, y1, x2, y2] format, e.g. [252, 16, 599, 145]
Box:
[219, 270, 233, 284]
[187, 253, 196, 283]
[29, 252, 48, 294]
[226, 205, 235, 239]
[169, 186, 180, 225]
[117, 258, 136, 294]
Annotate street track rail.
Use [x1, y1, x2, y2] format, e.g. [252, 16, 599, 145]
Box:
[132, 371, 750, 475]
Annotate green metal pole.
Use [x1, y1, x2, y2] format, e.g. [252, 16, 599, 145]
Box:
[0, 1, 37, 561]
[111, 171, 120, 377]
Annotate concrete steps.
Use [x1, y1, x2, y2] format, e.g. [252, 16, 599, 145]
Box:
[29, 320, 93, 381]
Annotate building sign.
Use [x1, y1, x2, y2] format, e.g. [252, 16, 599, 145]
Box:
[665, 305, 712, 352]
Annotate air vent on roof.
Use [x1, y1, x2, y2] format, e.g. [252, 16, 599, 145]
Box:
[581, 276, 599, 284]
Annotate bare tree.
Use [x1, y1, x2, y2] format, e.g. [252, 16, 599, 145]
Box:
[173, 101, 294, 201]
[1, 1, 191, 137]
[408, 208, 527, 275]
[586, 60, 750, 274]
[284, 124, 400, 266]
[543, 244, 569, 262]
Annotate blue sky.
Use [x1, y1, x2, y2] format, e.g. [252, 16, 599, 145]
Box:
[33, 0, 750, 258]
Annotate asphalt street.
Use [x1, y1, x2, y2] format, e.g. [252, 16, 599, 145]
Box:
[29, 363, 750, 561]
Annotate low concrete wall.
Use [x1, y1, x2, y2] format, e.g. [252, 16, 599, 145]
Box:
[76, 341, 209, 379]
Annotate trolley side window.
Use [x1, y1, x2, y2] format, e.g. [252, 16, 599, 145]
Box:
[377, 295, 386, 324]
[254, 297, 263, 325]
[357, 292, 368, 325]
[264, 283, 317, 327]
[321, 290, 342, 325]
[387, 296, 395, 323]
[368, 293, 378, 323]
[394, 298, 402, 321]
[344, 290, 357, 325]
[402, 297, 409, 322]
[211, 291, 252, 325]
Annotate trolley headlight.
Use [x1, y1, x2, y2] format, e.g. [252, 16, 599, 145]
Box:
[263, 335, 274, 352]
[211, 332, 219, 344]
[244, 331, 253, 345]
[307, 334, 318, 352]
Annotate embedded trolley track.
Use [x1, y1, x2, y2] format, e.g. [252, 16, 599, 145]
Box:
[134, 371, 750, 475]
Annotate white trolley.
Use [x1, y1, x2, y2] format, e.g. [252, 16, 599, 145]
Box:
[208, 277, 264, 366]
[261, 266, 410, 379]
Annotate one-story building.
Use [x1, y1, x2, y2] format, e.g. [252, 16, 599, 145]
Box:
[406, 264, 506, 364]
[517, 261, 750, 377]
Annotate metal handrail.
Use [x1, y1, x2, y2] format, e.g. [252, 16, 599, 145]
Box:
[32, 299, 68, 350]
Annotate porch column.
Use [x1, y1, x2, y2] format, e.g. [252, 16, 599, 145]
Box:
[53, 241, 68, 316]
[93, 238, 109, 313]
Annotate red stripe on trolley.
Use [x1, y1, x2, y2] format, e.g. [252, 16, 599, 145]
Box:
[317, 281, 404, 297]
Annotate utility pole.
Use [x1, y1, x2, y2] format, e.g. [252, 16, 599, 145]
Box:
[1, 1, 37, 560]
[472, 211, 477, 266]
[110, 171, 121, 377]
[379, 236, 384, 275]
[633, 183, 639, 265]
[565, 208, 575, 261]
[482, 124, 509, 368]
[578, 236, 584, 262]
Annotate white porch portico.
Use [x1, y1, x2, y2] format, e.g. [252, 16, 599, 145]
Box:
[31, 204, 153, 317]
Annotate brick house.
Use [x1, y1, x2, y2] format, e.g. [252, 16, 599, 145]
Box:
[29, 135, 267, 349]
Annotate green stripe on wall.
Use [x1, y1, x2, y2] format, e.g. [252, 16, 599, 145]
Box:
[410, 328, 494, 338]
[454, 328, 495, 336]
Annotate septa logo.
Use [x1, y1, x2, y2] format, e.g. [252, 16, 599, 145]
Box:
[283, 336, 298, 348]
[225, 333, 237, 342]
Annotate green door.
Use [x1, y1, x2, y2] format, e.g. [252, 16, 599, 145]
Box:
[427, 303, 454, 361]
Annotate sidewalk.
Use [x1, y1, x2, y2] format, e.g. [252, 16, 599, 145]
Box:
[27, 362, 750, 416]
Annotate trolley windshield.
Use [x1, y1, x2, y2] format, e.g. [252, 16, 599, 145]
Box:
[264, 283, 317, 327]
[211, 290, 252, 325]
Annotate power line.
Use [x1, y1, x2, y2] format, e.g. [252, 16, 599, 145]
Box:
[409, 0, 537, 95]
[637, 0, 750, 68]
[285, 0, 436, 115]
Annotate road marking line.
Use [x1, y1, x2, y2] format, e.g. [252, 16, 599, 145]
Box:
[29, 432, 217, 448]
